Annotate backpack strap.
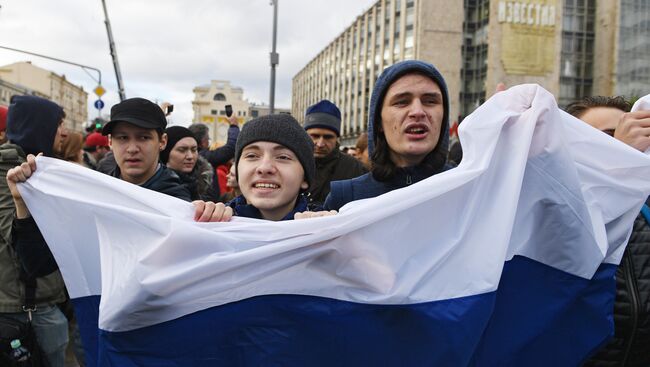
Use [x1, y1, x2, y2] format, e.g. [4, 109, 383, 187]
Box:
[18, 266, 37, 314]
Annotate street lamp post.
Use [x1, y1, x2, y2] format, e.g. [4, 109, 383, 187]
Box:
[100, 0, 126, 101]
[269, 0, 279, 114]
[0, 45, 102, 85]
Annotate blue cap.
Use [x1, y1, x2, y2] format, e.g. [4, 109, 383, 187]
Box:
[304, 100, 341, 136]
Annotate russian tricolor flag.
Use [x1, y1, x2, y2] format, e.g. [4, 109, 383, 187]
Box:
[19, 86, 650, 366]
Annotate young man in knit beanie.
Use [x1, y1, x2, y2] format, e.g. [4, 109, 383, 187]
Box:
[227, 114, 336, 221]
[303, 100, 366, 204]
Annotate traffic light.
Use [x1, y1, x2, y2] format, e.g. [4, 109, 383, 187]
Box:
[87, 117, 107, 133]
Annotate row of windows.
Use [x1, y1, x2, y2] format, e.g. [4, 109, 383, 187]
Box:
[460, 0, 490, 118]
[616, 0, 650, 97]
[294, 0, 417, 136]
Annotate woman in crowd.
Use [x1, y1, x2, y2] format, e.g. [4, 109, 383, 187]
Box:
[160, 126, 218, 201]
[59, 131, 85, 165]
[219, 164, 241, 203]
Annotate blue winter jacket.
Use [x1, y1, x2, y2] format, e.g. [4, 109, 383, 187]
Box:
[324, 60, 452, 211]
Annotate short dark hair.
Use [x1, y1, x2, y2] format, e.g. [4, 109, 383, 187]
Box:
[188, 123, 209, 143]
[565, 96, 631, 118]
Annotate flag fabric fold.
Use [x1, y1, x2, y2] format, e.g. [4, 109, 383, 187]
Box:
[18, 85, 650, 366]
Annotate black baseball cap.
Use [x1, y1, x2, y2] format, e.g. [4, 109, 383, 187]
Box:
[102, 97, 167, 135]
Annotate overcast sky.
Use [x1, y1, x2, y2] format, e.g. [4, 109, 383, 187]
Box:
[0, 0, 374, 126]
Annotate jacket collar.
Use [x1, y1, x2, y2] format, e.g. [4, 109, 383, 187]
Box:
[228, 194, 310, 221]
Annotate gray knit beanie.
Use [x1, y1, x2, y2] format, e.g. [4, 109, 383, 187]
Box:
[235, 114, 315, 188]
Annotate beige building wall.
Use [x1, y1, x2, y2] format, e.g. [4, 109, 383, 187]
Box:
[0, 61, 88, 132]
[485, 0, 563, 98]
[192, 80, 249, 145]
[0, 79, 47, 107]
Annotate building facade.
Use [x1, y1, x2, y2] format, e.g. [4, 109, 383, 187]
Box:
[0, 61, 88, 132]
[614, 0, 650, 98]
[192, 80, 291, 145]
[0, 79, 47, 108]
[293, 0, 649, 144]
[192, 80, 250, 145]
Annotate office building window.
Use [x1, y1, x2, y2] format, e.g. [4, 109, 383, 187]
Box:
[460, 0, 490, 117]
[616, 0, 650, 98]
[559, 0, 595, 107]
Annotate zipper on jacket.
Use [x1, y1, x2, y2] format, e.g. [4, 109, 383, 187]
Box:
[406, 175, 412, 185]
[621, 252, 640, 366]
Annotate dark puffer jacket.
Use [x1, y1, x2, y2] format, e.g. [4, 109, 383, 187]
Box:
[584, 206, 650, 367]
[324, 60, 452, 210]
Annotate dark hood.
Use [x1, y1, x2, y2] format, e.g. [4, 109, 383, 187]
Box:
[366, 60, 450, 172]
[6, 95, 64, 157]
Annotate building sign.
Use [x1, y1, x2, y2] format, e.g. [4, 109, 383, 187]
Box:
[498, 0, 557, 75]
[498, 1, 556, 26]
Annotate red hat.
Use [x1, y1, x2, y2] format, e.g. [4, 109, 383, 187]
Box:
[85, 132, 109, 148]
[0, 105, 7, 132]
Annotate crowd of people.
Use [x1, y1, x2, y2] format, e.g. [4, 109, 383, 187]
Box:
[0, 59, 648, 366]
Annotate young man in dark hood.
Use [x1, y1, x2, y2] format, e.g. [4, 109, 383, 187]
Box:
[303, 99, 366, 204]
[0, 95, 70, 367]
[324, 60, 452, 210]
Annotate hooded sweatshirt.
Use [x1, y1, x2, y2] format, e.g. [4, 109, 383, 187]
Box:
[6, 95, 64, 157]
[324, 60, 452, 210]
[0, 96, 66, 312]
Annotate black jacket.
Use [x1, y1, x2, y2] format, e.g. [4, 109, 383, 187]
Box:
[109, 164, 192, 202]
[309, 147, 366, 204]
[585, 207, 650, 367]
[97, 151, 116, 174]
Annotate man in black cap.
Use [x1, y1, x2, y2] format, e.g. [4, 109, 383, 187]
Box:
[303, 100, 366, 204]
[101, 97, 191, 201]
